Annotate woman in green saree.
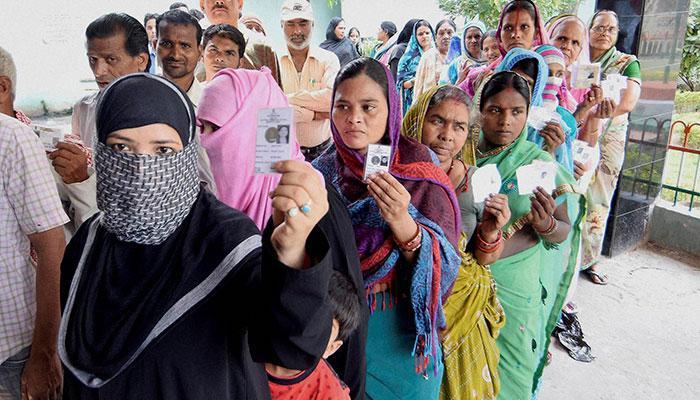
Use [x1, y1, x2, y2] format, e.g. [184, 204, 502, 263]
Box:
[474, 71, 584, 399]
[403, 84, 510, 400]
[577, 10, 642, 284]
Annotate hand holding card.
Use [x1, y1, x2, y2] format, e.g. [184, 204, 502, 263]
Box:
[31, 124, 65, 151]
[471, 164, 502, 203]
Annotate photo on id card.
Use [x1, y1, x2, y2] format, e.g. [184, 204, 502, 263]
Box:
[255, 107, 293, 174]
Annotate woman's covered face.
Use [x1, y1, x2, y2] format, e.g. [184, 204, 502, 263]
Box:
[481, 87, 528, 147]
[421, 99, 469, 164]
[500, 9, 537, 51]
[106, 123, 183, 155]
[332, 73, 389, 155]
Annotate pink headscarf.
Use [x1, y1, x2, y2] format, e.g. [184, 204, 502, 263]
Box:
[197, 67, 304, 230]
[546, 14, 591, 103]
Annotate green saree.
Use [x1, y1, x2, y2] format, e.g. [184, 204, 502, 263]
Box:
[475, 129, 585, 400]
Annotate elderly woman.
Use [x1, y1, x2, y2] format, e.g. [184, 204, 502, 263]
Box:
[440, 18, 488, 85]
[314, 58, 461, 399]
[402, 85, 509, 399]
[577, 10, 642, 285]
[58, 73, 337, 399]
[473, 71, 584, 399]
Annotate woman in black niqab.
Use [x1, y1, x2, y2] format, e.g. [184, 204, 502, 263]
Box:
[58, 73, 340, 400]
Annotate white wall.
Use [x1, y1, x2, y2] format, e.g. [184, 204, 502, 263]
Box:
[1, 0, 338, 115]
[340, 0, 451, 41]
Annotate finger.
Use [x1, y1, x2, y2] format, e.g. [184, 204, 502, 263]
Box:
[534, 191, 555, 215]
[369, 173, 402, 202]
[368, 185, 389, 211]
[270, 184, 312, 209]
[530, 194, 548, 219]
[277, 171, 325, 206]
[536, 188, 557, 212]
[367, 181, 391, 210]
[51, 157, 71, 169]
[55, 142, 82, 154]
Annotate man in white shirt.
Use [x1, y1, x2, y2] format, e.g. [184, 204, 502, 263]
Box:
[278, 0, 340, 161]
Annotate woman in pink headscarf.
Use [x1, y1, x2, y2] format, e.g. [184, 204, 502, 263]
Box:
[197, 67, 304, 230]
[459, 0, 549, 98]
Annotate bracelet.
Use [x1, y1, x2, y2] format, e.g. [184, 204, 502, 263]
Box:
[395, 223, 422, 252]
[534, 216, 557, 236]
[476, 228, 503, 253]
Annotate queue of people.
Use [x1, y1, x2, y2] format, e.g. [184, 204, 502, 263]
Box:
[0, 0, 642, 399]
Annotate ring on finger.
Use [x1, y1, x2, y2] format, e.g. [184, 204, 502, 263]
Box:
[300, 202, 312, 214]
[287, 207, 299, 217]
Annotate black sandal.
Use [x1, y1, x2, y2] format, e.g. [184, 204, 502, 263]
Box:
[584, 268, 609, 285]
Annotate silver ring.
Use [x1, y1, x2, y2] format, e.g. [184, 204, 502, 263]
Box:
[287, 207, 299, 217]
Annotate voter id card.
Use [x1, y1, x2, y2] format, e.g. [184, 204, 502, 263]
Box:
[363, 144, 392, 181]
[255, 107, 293, 174]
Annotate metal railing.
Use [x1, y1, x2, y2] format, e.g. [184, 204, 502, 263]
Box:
[662, 120, 700, 211]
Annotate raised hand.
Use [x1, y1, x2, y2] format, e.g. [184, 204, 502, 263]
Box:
[269, 160, 329, 269]
[527, 186, 557, 232]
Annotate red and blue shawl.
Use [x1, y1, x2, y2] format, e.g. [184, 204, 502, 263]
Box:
[313, 60, 461, 375]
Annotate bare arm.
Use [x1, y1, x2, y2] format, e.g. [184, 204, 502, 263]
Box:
[613, 79, 641, 117]
[22, 227, 65, 400]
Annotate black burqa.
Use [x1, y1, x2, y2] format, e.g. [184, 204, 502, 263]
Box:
[389, 19, 420, 79]
[320, 17, 360, 68]
[58, 73, 338, 400]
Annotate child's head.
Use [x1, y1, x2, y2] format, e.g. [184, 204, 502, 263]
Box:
[482, 30, 500, 63]
[323, 271, 361, 359]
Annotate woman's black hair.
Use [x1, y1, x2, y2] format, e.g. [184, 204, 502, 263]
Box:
[502, 0, 538, 32]
[510, 58, 539, 83]
[397, 19, 420, 45]
[481, 29, 498, 49]
[479, 71, 531, 111]
[429, 85, 471, 111]
[335, 57, 389, 101]
[414, 20, 433, 34]
[349, 27, 360, 37]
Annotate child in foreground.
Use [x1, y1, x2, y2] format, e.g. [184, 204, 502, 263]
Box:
[266, 271, 361, 400]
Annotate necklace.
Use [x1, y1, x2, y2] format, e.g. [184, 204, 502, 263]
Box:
[476, 144, 508, 158]
[447, 158, 455, 174]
